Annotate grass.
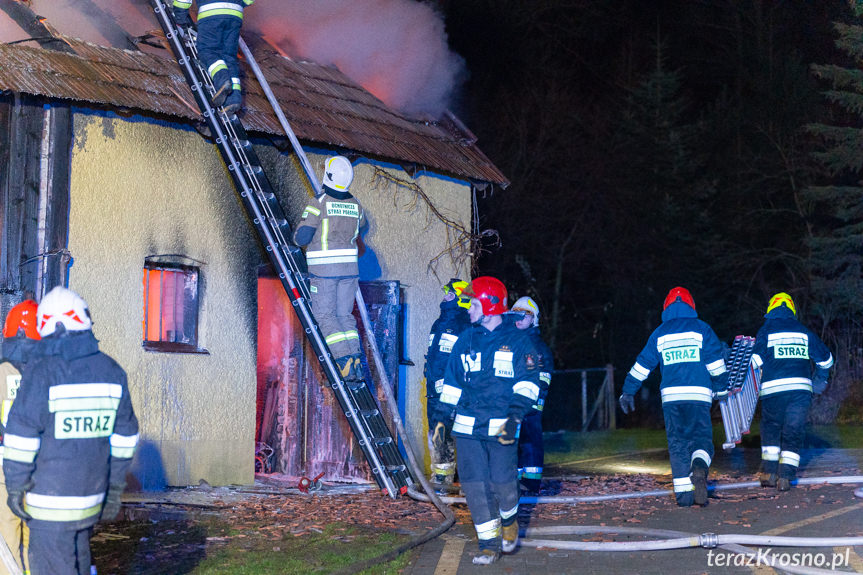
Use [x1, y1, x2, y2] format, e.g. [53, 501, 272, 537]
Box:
[189, 524, 411, 575]
[543, 424, 863, 467]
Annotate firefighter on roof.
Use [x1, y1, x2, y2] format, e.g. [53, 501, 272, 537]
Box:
[294, 156, 367, 383]
[3, 287, 139, 575]
[424, 278, 471, 486]
[431, 277, 541, 565]
[511, 296, 553, 495]
[619, 287, 728, 507]
[752, 292, 833, 491]
[0, 300, 41, 574]
[173, 0, 254, 114]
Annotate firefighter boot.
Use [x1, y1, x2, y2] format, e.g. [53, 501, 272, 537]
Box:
[223, 89, 243, 115]
[691, 460, 709, 506]
[336, 356, 358, 382]
[759, 460, 778, 487]
[502, 521, 519, 554]
[211, 74, 231, 107]
[350, 355, 365, 382]
[777, 463, 795, 492]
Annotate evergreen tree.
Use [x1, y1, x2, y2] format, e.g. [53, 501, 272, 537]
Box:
[805, 21, 863, 421]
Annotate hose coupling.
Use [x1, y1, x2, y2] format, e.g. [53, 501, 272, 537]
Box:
[699, 533, 719, 548]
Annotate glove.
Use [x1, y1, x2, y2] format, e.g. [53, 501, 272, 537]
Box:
[6, 486, 30, 521]
[619, 393, 635, 415]
[812, 378, 828, 396]
[100, 483, 125, 521]
[713, 388, 729, 401]
[431, 421, 448, 454]
[497, 415, 520, 446]
[173, 8, 193, 28]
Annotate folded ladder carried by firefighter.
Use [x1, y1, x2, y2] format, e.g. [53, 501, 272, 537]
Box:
[718, 335, 761, 451]
[150, 0, 412, 498]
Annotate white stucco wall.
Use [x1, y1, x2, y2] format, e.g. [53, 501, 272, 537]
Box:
[68, 112, 260, 487]
[66, 111, 473, 486]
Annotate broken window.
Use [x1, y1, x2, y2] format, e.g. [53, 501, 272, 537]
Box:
[142, 262, 203, 353]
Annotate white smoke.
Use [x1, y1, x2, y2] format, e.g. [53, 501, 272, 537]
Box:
[18, 0, 466, 118]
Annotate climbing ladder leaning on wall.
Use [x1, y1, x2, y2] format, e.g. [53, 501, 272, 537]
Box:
[149, 0, 412, 498]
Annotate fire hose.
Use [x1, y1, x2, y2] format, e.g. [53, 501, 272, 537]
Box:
[407, 474, 863, 574]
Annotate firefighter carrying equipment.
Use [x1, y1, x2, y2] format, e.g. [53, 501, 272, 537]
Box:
[3, 300, 40, 340]
[463, 276, 508, 316]
[511, 296, 539, 327]
[37, 287, 92, 337]
[151, 0, 411, 497]
[516, 323, 553, 493]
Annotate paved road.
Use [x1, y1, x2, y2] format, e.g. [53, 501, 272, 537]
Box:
[403, 448, 863, 574]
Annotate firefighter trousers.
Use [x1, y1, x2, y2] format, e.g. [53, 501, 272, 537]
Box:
[29, 526, 92, 575]
[663, 402, 713, 507]
[196, 16, 242, 92]
[517, 409, 544, 492]
[760, 391, 811, 480]
[309, 276, 361, 360]
[455, 436, 519, 552]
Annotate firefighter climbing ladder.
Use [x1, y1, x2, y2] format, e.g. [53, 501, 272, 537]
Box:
[719, 335, 761, 451]
[150, 0, 412, 498]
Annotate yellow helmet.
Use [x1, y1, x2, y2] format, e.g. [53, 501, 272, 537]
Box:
[767, 292, 796, 315]
[443, 278, 471, 309]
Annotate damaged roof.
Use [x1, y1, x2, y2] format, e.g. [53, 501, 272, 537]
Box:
[0, 36, 508, 187]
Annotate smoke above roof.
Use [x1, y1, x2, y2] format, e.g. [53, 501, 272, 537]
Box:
[245, 0, 466, 118]
[19, 0, 466, 119]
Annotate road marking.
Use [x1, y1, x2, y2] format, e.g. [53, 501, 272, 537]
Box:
[747, 501, 863, 573]
[434, 534, 465, 575]
[836, 546, 863, 572]
[759, 502, 863, 536]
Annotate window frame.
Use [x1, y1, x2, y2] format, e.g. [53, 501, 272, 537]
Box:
[142, 261, 208, 354]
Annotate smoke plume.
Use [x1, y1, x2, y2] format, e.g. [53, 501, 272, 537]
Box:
[245, 0, 466, 118]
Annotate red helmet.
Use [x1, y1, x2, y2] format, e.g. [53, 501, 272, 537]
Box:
[663, 286, 695, 311]
[463, 276, 508, 316]
[3, 300, 41, 340]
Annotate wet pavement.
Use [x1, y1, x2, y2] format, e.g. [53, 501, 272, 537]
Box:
[403, 448, 863, 575]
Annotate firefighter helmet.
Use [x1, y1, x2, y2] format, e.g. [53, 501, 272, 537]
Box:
[3, 300, 40, 340]
[37, 286, 92, 337]
[443, 278, 471, 309]
[663, 286, 695, 311]
[767, 292, 796, 315]
[463, 276, 508, 316]
[322, 155, 354, 192]
[511, 296, 540, 327]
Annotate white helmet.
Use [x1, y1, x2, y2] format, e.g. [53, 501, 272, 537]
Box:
[38, 286, 92, 336]
[322, 155, 354, 192]
[511, 296, 539, 327]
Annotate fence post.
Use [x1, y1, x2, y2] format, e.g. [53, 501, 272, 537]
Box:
[581, 370, 588, 432]
[606, 364, 615, 430]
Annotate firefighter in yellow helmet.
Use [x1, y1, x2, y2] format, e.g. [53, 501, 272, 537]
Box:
[424, 279, 471, 486]
[751, 292, 833, 491]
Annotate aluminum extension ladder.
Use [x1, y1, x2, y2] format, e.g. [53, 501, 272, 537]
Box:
[718, 335, 761, 451]
[150, 0, 412, 497]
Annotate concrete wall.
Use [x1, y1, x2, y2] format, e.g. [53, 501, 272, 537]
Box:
[67, 111, 261, 488]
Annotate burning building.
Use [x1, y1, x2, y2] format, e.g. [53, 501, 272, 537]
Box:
[0, 1, 507, 488]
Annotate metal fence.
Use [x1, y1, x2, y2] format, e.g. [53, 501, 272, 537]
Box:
[542, 365, 616, 432]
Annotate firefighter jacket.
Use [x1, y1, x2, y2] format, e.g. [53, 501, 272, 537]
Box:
[3, 330, 139, 531]
[524, 326, 553, 412]
[435, 314, 541, 441]
[294, 187, 365, 278]
[622, 301, 728, 405]
[751, 306, 833, 397]
[173, 0, 254, 20]
[424, 299, 471, 398]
